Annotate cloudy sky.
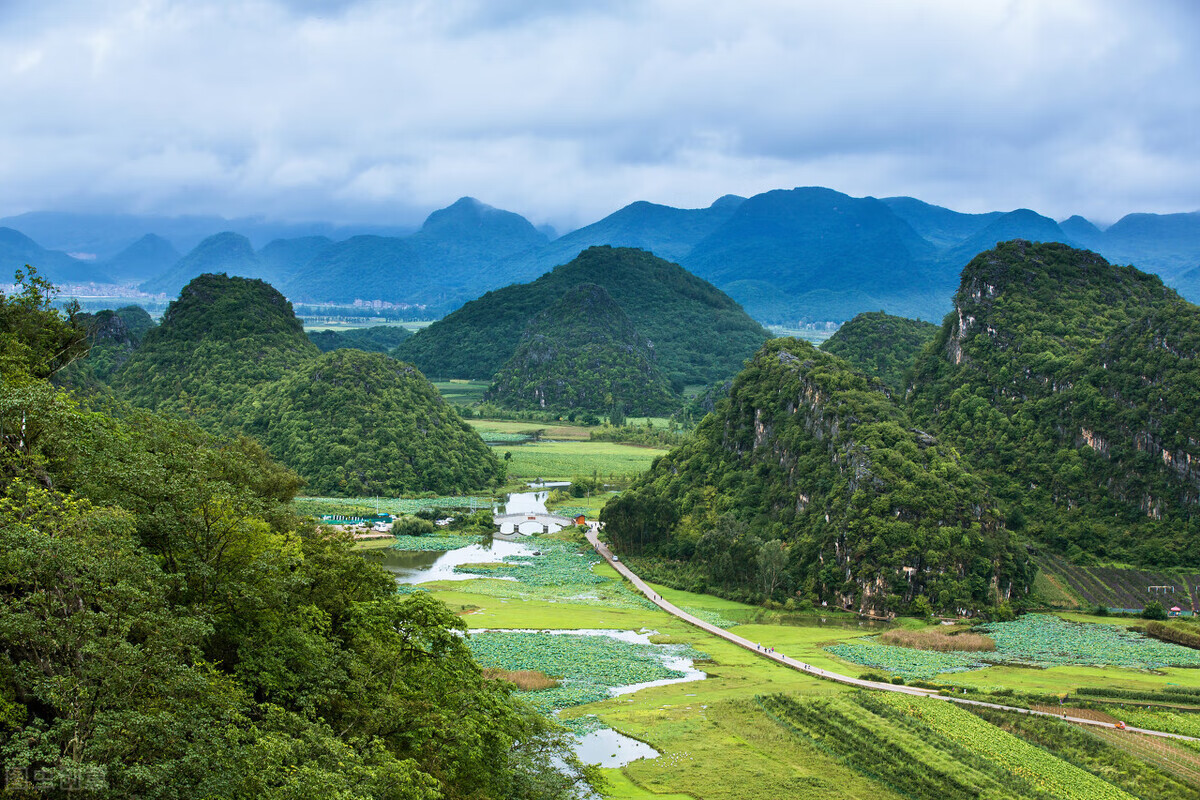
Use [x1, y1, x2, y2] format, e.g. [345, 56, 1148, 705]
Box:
[2, 0, 1197, 231]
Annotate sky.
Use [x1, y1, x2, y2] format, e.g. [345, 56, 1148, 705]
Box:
[1, 0, 1197, 232]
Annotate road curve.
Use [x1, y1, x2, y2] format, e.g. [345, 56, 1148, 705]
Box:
[585, 527, 1199, 742]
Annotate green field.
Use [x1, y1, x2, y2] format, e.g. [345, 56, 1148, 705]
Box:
[496, 439, 669, 481]
[381, 522, 1200, 798]
[434, 379, 491, 405]
[467, 418, 593, 441]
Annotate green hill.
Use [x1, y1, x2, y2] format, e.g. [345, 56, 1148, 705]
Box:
[485, 283, 677, 415]
[907, 240, 1200, 567]
[395, 246, 769, 386]
[601, 338, 1027, 614]
[111, 273, 319, 429]
[307, 325, 411, 353]
[820, 311, 939, 393]
[244, 349, 502, 496]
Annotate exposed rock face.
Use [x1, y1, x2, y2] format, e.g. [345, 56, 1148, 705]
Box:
[606, 338, 1028, 616]
[909, 240, 1200, 566]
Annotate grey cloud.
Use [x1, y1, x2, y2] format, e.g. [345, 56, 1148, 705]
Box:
[0, 0, 1195, 232]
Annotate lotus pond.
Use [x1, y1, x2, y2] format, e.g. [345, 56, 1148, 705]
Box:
[466, 629, 706, 717]
[827, 614, 1200, 679]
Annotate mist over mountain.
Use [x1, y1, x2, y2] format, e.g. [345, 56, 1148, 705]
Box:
[279, 197, 548, 311]
[101, 234, 182, 283]
[0, 227, 110, 284]
[5, 188, 1200, 319]
[140, 232, 264, 296]
[0, 210, 414, 262]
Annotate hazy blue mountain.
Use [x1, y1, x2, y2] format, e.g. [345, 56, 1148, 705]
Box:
[1101, 211, 1200, 280]
[682, 187, 942, 322]
[494, 195, 745, 280]
[1174, 264, 1200, 304]
[1058, 215, 1105, 250]
[282, 197, 548, 311]
[258, 236, 334, 285]
[0, 210, 415, 259]
[140, 232, 263, 295]
[0, 227, 109, 284]
[881, 196, 1003, 248]
[101, 234, 182, 283]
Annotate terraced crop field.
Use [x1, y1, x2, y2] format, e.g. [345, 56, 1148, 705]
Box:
[1039, 553, 1200, 612]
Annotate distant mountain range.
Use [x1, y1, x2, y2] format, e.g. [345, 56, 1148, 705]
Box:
[5, 189, 1199, 323]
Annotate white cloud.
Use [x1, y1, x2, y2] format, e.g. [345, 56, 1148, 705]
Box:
[0, 0, 1195, 229]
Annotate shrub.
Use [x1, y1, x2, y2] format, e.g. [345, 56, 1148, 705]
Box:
[1142, 600, 1168, 620]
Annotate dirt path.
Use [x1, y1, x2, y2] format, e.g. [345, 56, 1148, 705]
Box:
[585, 527, 1199, 743]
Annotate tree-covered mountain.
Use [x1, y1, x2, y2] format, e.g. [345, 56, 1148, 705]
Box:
[282, 197, 549, 311]
[0, 277, 595, 798]
[140, 232, 265, 296]
[307, 324, 411, 353]
[395, 246, 770, 386]
[907, 240, 1200, 568]
[54, 305, 156, 391]
[100, 233, 181, 282]
[939, 209, 1073, 275]
[244, 349, 503, 496]
[485, 283, 677, 415]
[819, 311, 939, 394]
[601, 337, 1028, 615]
[111, 273, 319, 429]
[0, 227, 108, 284]
[110, 275, 496, 496]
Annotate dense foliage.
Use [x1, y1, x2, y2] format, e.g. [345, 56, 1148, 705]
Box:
[308, 325, 411, 353]
[485, 283, 677, 415]
[907, 240, 1200, 567]
[602, 338, 1029, 614]
[244, 349, 504, 496]
[53, 305, 155, 392]
[110, 275, 498, 497]
[111, 273, 319, 430]
[820, 311, 938, 393]
[0, 282, 597, 798]
[395, 246, 769, 386]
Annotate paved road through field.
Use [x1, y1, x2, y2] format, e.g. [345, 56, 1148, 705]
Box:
[585, 526, 1198, 742]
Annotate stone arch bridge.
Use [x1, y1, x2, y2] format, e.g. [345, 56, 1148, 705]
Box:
[494, 512, 576, 536]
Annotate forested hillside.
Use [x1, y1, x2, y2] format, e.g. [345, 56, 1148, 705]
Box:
[111, 273, 318, 430]
[907, 240, 1200, 567]
[819, 311, 938, 393]
[244, 349, 504, 496]
[395, 246, 769, 386]
[602, 338, 1028, 615]
[307, 324, 411, 353]
[485, 283, 677, 415]
[54, 305, 155, 392]
[0, 273, 595, 798]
